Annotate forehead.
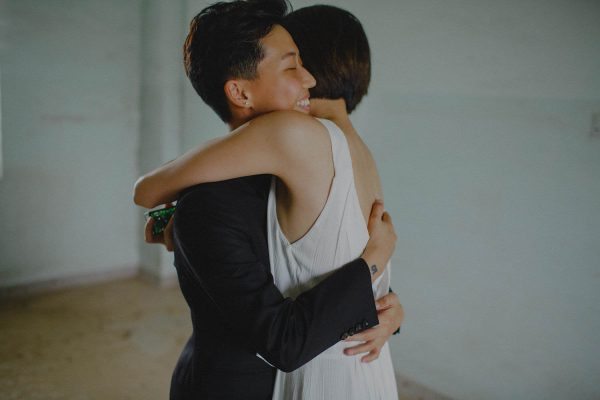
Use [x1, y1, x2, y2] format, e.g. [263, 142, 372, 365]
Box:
[259, 24, 298, 62]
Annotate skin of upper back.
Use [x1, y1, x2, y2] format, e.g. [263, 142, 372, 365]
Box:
[274, 106, 383, 244]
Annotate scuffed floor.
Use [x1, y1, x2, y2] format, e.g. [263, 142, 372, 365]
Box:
[0, 277, 190, 400]
[0, 276, 447, 400]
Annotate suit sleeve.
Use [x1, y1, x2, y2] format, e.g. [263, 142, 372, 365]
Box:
[173, 189, 378, 373]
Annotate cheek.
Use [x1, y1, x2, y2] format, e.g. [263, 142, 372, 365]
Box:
[266, 84, 295, 106]
[280, 80, 302, 101]
[254, 78, 301, 110]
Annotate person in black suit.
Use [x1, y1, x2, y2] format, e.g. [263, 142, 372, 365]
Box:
[134, 1, 403, 399]
[164, 177, 397, 399]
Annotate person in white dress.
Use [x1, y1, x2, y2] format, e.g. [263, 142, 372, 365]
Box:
[135, 5, 402, 399]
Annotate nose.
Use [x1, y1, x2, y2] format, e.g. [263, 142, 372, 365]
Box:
[300, 65, 316, 89]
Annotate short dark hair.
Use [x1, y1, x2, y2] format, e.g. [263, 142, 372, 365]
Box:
[282, 6, 371, 113]
[184, 0, 290, 122]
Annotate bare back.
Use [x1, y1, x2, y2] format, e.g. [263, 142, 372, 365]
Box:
[275, 115, 382, 244]
[336, 118, 383, 223]
[267, 116, 396, 400]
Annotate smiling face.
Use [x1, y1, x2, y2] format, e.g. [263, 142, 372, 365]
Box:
[242, 25, 316, 116]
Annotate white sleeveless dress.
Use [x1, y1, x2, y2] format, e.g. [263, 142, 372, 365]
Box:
[267, 118, 398, 399]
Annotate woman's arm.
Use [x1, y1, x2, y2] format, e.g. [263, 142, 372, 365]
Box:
[133, 111, 329, 208]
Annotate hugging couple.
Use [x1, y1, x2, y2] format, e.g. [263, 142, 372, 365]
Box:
[134, 1, 404, 399]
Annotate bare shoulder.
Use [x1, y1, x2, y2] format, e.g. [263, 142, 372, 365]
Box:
[243, 112, 333, 182]
[239, 111, 331, 163]
[248, 110, 330, 150]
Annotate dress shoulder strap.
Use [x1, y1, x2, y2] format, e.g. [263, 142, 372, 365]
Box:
[315, 118, 353, 184]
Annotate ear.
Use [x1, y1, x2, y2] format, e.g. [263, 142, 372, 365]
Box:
[224, 79, 252, 109]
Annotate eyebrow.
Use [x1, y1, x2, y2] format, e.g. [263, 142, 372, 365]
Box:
[281, 51, 297, 60]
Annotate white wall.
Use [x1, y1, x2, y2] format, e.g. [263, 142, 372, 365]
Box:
[0, 0, 5, 179]
[0, 0, 142, 286]
[0, 65, 4, 179]
[181, 0, 231, 149]
[137, 0, 186, 282]
[337, 1, 600, 399]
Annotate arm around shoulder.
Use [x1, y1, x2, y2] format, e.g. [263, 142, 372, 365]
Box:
[132, 111, 326, 209]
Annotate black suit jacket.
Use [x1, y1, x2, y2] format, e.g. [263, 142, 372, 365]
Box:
[170, 175, 378, 400]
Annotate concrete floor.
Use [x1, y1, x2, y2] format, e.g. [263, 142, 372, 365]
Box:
[0, 276, 448, 400]
[0, 277, 189, 400]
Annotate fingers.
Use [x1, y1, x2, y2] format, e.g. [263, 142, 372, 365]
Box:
[368, 200, 385, 225]
[377, 298, 404, 332]
[344, 326, 387, 363]
[343, 338, 383, 362]
[144, 203, 177, 250]
[361, 348, 382, 363]
[382, 211, 392, 224]
[376, 292, 399, 311]
[144, 216, 168, 247]
[145, 218, 156, 243]
[164, 217, 175, 252]
[376, 309, 395, 330]
[345, 326, 381, 343]
[344, 340, 379, 356]
[376, 295, 390, 311]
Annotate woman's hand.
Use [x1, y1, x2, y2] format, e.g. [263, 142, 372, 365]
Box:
[361, 200, 396, 282]
[343, 292, 404, 362]
[144, 209, 175, 252]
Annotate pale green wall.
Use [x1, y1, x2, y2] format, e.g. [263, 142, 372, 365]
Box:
[137, 0, 186, 282]
[0, 0, 142, 286]
[181, 1, 230, 148]
[0, 65, 4, 179]
[1, 0, 599, 399]
[345, 1, 600, 399]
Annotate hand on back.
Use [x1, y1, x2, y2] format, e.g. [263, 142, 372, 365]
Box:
[361, 200, 396, 282]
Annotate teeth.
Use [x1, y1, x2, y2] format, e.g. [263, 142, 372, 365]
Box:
[297, 99, 310, 108]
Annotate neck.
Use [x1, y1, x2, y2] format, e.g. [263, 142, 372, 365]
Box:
[228, 118, 246, 131]
[310, 98, 360, 140]
[309, 98, 350, 125]
[228, 115, 251, 131]
[228, 105, 257, 131]
[228, 98, 352, 130]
